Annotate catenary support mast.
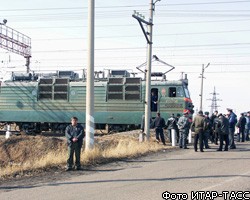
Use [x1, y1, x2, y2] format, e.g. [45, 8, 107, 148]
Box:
[85, 0, 95, 150]
[133, 0, 161, 141]
[144, 0, 154, 141]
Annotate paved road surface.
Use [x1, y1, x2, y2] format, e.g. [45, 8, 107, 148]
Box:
[1, 141, 250, 200]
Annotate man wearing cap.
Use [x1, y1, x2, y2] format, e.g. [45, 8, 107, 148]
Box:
[216, 113, 229, 151]
[151, 112, 166, 145]
[191, 111, 206, 152]
[227, 108, 237, 149]
[177, 111, 190, 149]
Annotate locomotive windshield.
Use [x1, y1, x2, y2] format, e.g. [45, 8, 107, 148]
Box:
[169, 86, 187, 98]
[184, 87, 190, 98]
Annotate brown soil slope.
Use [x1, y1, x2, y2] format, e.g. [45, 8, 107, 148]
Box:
[0, 135, 65, 168]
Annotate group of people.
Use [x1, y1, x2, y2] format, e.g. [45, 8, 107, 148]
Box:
[65, 108, 250, 170]
[150, 111, 191, 149]
[149, 108, 250, 153]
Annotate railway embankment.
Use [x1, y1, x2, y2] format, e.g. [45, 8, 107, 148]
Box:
[0, 130, 174, 181]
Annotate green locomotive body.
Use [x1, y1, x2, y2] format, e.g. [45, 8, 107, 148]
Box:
[0, 70, 193, 133]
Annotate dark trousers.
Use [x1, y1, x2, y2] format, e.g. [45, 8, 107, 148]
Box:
[237, 128, 245, 142]
[229, 127, 236, 148]
[176, 129, 180, 143]
[194, 131, 204, 151]
[203, 131, 210, 148]
[155, 128, 166, 145]
[214, 131, 219, 144]
[218, 134, 229, 151]
[67, 142, 81, 168]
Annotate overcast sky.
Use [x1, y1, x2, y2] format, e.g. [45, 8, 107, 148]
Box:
[1, 0, 250, 115]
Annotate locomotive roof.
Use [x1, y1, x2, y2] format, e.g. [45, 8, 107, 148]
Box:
[1, 78, 185, 87]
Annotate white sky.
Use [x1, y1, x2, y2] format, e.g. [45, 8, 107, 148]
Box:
[0, 0, 250, 115]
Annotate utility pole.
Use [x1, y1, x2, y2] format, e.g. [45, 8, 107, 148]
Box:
[133, 0, 160, 141]
[85, 0, 95, 150]
[199, 63, 210, 111]
[144, 0, 154, 141]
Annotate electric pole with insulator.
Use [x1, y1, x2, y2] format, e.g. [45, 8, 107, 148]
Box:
[199, 63, 210, 111]
[133, 0, 161, 142]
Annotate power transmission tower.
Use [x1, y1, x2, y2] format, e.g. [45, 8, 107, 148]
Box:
[207, 87, 222, 115]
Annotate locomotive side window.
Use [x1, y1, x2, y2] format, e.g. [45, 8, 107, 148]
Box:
[169, 87, 176, 97]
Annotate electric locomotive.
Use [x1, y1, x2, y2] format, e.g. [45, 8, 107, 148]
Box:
[0, 70, 194, 133]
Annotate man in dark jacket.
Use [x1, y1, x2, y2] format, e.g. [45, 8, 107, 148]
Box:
[245, 111, 250, 141]
[65, 116, 85, 171]
[217, 113, 229, 151]
[151, 112, 166, 145]
[191, 111, 206, 152]
[236, 113, 246, 142]
[227, 108, 237, 149]
[204, 112, 212, 149]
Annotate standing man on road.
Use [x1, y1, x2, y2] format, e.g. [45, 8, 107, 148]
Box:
[245, 111, 250, 141]
[65, 116, 85, 171]
[191, 111, 206, 152]
[236, 113, 246, 142]
[166, 113, 178, 143]
[211, 110, 219, 145]
[151, 112, 166, 145]
[227, 108, 237, 149]
[217, 113, 229, 151]
[204, 111, 212, 149]
[177, 110, 190, 149]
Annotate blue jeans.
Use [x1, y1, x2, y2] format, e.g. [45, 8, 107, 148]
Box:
[245, 129, 249, 141]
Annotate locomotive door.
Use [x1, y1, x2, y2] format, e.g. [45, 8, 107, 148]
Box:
[151, 88, 158, 112]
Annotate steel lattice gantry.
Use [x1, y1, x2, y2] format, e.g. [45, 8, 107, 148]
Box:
[0, 24, 31, 72]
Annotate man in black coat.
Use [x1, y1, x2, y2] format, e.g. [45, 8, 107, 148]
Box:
[151, 112, 166, 145]
[217, 114, 229, 151]
[65, 116, 85, 171]
[237, 113, 247, 142]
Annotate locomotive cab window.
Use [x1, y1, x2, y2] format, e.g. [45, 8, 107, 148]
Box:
[169, 87, 176, 97]
[176, 87, 184, 97]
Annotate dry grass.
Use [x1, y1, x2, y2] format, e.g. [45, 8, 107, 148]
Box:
[0, 131, 173, 179]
